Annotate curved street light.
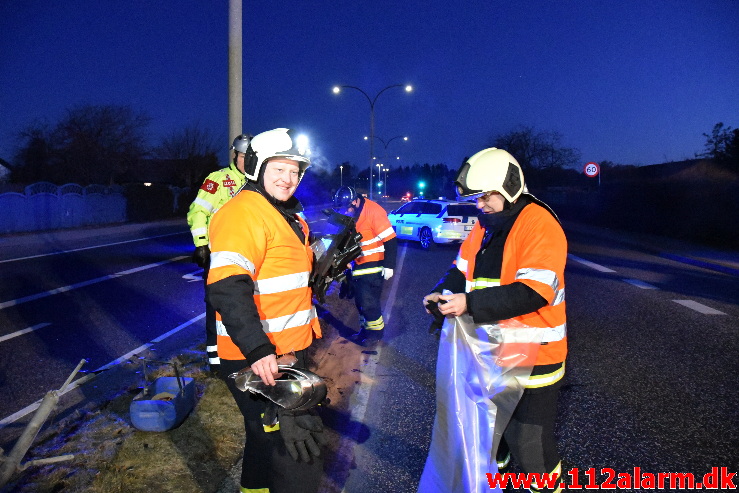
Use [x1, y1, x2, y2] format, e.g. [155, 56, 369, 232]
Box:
[365, 135, 408, 161]
[333, 84, 413, 199]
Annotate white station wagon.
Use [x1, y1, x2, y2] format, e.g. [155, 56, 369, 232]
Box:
[388, 199, 479, 249]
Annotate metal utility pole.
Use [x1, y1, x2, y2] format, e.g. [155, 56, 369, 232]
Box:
[228, 0, 243, 146]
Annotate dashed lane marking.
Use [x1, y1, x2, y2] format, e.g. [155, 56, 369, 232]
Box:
[570, 254, 728, 316]
[568, 254, 616, 273]
[0, 232, 185, 264]
[0, 256, 189, 310]
[672, 300, 726, 315]
[623, 278, 658, 289]
[0, 322, 51, 343]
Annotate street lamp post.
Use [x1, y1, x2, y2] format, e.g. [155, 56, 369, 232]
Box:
[375, 163, 383, 198]
[339, 165, 343, 187]
[365, 135, 407, 199]
[333, 84, 413, 200]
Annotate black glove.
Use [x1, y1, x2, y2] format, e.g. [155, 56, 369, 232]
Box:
[262, 403, 327, 462]
[425, 299, 447, 339]
[193, 245, 210, 268]
[338, 270, 354, 299]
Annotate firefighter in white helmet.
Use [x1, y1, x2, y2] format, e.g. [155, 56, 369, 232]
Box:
[421, 148, 568, 493]
[206, 128, 326, 493]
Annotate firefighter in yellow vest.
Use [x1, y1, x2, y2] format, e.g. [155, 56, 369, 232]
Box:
[423, 148, 567, 493]
[333, 186, 397, 346]
[207, 128, 326, 493]
[186, 134, 250, 375]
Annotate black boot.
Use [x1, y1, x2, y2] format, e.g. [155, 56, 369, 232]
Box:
[348, 328, 384, 347]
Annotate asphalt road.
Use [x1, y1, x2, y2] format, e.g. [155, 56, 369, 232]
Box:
[319, 211, 739, 491]
[0, 220, 203, 440]
[1, 205, 737, 492]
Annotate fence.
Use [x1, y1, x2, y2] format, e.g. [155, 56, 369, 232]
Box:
[0, 182, 126, 234]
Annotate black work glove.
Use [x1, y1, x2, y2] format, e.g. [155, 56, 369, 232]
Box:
[193, 245, 210, 268]
[263, 403, 327, 462]
[425, 299, 446, 339]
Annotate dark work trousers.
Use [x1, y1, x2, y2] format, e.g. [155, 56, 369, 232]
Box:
[203, 262, 219, 372]
[497, 380, 563, 491]
[351, 271, 384, 328]
[220, 350, 324, 493]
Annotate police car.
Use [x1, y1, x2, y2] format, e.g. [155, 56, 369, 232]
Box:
[388, 199, 479, 249]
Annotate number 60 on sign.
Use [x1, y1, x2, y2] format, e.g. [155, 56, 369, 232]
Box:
[584, 162, 600, 177]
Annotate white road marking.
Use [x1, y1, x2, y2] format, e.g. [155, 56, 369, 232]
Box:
[623, 279, 658, 289]
[0, 232, 184, 264]
[340, 243, 408, 493]
[568, 254, 616, 273]
[183, 269, 204, 282]
[0, 322, 51, 343]
[0, 313, 205, 428]
[0, 256, 189, 310]
[672, 300, 726, 315]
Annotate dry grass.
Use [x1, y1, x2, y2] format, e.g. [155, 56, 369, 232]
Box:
[3, 315, 362, 493]
[3, 349, 244, 493]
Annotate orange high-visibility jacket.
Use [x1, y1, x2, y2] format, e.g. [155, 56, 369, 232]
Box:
[456, 202, 567, 368]
[207, 190, 320, 360]
[354, 198, 397, 267]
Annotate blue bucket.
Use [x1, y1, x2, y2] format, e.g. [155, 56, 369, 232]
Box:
[130, 376, 195, 432]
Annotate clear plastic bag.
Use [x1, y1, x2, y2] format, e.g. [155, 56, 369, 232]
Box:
[418, 313, 544, 493]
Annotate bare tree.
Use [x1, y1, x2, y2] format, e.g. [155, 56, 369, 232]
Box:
[11, 121, 54, 183]
[154, 122, 221, 187]
[52, 105, 151, 185]
[491, 125, 581, 170]
[698, 122, 739, 168]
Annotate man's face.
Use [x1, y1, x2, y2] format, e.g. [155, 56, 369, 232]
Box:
[476, 191, 506, 213]
[338, 198, 360, 216]
[263, 158, 300, 201]
[234, 152, 246, 173]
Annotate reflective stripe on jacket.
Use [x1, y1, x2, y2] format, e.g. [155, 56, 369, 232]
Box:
[456, 203, 567, 366]
[354, 198, 396, 266]
[207, 190, 320, 359]
[186, 163, 246, 247]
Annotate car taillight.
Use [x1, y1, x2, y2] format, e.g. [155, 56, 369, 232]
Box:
[443, 217, 461, 223]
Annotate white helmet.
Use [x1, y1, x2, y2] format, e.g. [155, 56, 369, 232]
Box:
[243, 128, 311, 182]
[454, 147, 526, 203]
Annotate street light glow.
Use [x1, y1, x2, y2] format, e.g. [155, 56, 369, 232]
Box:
[295, 134, 310, 155]
[332, 83, 413, 200]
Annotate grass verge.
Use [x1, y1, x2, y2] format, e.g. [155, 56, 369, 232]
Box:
[3, 350, 243, 493]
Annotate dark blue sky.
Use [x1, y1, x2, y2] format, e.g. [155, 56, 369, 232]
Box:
[1, 1, 737, 175]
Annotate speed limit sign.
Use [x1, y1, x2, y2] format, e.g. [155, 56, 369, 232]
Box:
[584, 162, 600, 177]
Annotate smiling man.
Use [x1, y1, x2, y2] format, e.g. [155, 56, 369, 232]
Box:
[206, 128, 326, 493]
[422, 147, 568, 493]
